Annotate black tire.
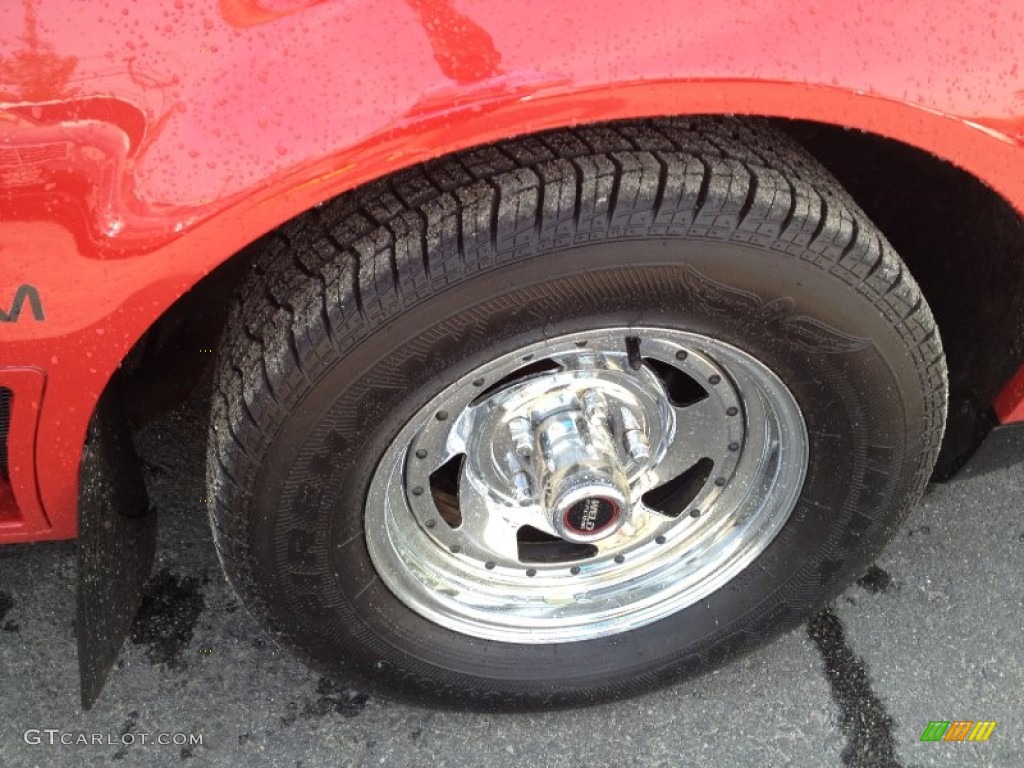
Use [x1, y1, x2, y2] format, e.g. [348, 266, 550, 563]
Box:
[207, 118, 946, 709]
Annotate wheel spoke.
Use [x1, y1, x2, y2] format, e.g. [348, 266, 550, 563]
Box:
[592, 502, 658, 553]
[454, 474, 527, 565]
[655, 396, 728, 482]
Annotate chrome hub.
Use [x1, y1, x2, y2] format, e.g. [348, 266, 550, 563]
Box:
[365, 327, 808, 643]
[501, 371, 656, 542]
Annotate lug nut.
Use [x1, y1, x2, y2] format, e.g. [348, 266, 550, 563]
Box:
[508, 416, 533, 458]
[619, 407, 651, 463]
[512, 471, 532, 502]
[506, 451, 533, 502]
[583, 390, 609, 427]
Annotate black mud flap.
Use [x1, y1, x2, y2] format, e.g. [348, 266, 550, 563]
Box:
[76, 384, 155, 709]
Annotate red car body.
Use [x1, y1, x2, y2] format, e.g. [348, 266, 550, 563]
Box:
[3, 0, 1024, 545]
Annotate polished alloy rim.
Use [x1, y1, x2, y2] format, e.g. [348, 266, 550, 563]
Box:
[365, 327, 808, 643]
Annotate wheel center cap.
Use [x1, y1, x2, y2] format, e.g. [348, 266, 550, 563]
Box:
[562, 496, 622, 536]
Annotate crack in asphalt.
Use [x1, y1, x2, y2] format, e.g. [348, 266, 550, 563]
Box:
[808, 605, 903, 768]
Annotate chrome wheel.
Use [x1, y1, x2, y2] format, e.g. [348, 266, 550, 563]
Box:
[365, 327, 808, 643]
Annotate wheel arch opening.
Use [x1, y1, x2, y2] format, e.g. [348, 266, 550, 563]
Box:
[118, 117, 1024, 477]
[777, 120, 1024, 477]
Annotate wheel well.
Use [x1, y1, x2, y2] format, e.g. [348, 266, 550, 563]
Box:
[118, 242, 259, 424]
[122, 117, 1024, 476]
[779, 120, 1024, 477]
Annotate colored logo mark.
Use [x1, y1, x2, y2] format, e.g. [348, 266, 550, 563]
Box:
[920, 721, 997, 742]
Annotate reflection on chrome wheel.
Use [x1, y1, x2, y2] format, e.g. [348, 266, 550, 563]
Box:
[366, 327, 808, 642]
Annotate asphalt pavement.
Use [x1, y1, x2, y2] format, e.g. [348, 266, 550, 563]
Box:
[1, 383, 1022, 768]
